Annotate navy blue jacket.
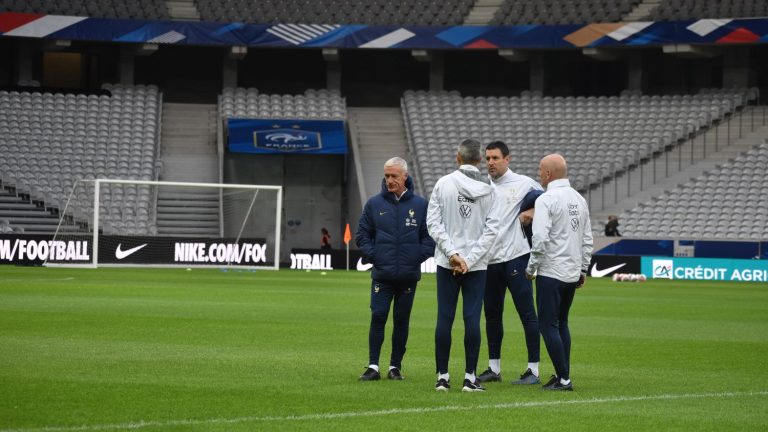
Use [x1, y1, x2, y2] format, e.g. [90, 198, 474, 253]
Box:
[356, 176, 435, 282]
[519, 189, 544, 248]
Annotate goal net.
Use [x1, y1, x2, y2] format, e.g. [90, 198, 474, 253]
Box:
[44, 179, 282, 269]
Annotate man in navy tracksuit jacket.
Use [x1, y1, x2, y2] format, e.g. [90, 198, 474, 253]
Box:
[356, 157, 435, 381]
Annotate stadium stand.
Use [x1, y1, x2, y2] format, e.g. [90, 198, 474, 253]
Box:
[196, 0, 475, 25]
[649, 0, 768, 21]
[401, 88, 751, 197]
[620, 140, 768, 240]
[0, 0, 170, 20]
[0, 84, 162, 235]
[219, 87, 347, 120]
[491, 0, 644, 25]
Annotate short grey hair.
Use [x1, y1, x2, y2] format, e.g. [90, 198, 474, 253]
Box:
[384, 156, 408, 173]
[458, 139, 482, 164]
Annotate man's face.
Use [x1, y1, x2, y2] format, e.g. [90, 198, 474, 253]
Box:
[384, 165, 407, 195]
[485, 148, 509, 180]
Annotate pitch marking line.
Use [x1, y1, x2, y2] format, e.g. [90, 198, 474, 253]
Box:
[0, 278, 75, 283]
[3, 391, 767, 432]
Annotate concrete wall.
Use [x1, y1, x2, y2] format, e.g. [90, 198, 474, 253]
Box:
[224, 154, 345, 258]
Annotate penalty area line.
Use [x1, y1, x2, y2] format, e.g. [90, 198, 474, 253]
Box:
[2, 390, 767, 432]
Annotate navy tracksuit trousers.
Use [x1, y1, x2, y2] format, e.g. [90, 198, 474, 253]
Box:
[484, 253, 540, 363]
[435, 266, 486, 375]
[368, 279, 417, 369]
[535, 275, 578, 381]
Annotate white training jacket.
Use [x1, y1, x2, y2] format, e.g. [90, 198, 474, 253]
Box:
[427, 165, 500, 272]
[488, 169, 543, 264]
[525, 178, 593, 283]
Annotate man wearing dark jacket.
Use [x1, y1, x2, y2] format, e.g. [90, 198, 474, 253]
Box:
[356, 157, 435, 381]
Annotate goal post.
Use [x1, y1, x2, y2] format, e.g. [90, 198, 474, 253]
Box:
[44, 179, 282, 270]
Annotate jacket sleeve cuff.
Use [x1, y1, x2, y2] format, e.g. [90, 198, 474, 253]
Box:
[464, 257, 475, 271]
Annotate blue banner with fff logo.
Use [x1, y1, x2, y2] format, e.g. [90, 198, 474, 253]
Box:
[227, 119, 347, 154]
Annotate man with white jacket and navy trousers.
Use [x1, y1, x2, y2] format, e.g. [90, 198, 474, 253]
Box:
[427, 139, 500, 392]
[526, 154, 593, 391]
[477, 141, 543, 385]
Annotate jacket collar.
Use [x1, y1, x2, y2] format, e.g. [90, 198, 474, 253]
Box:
[458, 164, 489, 184]
[380, 175, 414, 202]
[547, 178, 571, 190]
[491, 168, 516, 185]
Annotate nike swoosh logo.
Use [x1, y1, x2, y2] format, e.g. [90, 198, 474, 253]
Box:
[356, 257, 373, 271]
[590, 263, 626, 278]
[379, 212, 387, 216]
[115, 243, 148, 260]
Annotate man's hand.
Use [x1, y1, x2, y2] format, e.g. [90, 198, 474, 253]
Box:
[449, 254, 468, 275]
[519, 208, 535, 226]
[525, 270, 535, 280]
[576, 273, 586, 289]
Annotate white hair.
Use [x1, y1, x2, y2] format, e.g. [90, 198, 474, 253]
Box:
[384, 157, 408, 173]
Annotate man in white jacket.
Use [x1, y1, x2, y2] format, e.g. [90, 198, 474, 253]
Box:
[525, 154, 593, 391]
[477, 141, 543, 386]
[427, 139, 500, 392]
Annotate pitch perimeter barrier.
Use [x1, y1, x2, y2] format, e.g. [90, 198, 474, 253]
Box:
[0, 234, 268, 267]
[642, 256, 768, 282]
[287, 249, 639, 278]
[596, 239, 767, 259]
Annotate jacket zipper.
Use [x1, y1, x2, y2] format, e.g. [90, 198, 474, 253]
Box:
[395, 198, 400, 276]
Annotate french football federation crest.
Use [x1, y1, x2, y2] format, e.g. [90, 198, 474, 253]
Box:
[405, 208, 418, 227]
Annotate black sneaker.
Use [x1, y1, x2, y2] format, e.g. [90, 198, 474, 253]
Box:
[461, 378, 486, 392]
[387, 367, 404, 380]
[477, 367, 502, 383]
[543, 380, 573, 391]
[359, 367, 381, 381]
[541, 375, 558, 389]
[435, 378, 450, 391]
[511, 368, 541, 385]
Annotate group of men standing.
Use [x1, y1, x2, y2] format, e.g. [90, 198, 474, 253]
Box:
[355, 139, 593, 392]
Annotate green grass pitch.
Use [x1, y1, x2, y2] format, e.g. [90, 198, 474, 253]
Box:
[1, 266, 767, 431]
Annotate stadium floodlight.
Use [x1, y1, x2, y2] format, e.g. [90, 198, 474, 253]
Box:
[44, 179, 282, 270]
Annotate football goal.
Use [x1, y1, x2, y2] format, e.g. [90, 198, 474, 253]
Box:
[44, 179, 282, 269]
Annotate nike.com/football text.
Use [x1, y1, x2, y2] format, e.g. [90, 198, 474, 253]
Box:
[174, 242, 267, 264]
[0, 239, 90, 261]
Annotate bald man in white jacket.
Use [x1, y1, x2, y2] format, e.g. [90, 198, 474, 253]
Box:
[526, 154, 593, 392]
[427, 139, 500, 393]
